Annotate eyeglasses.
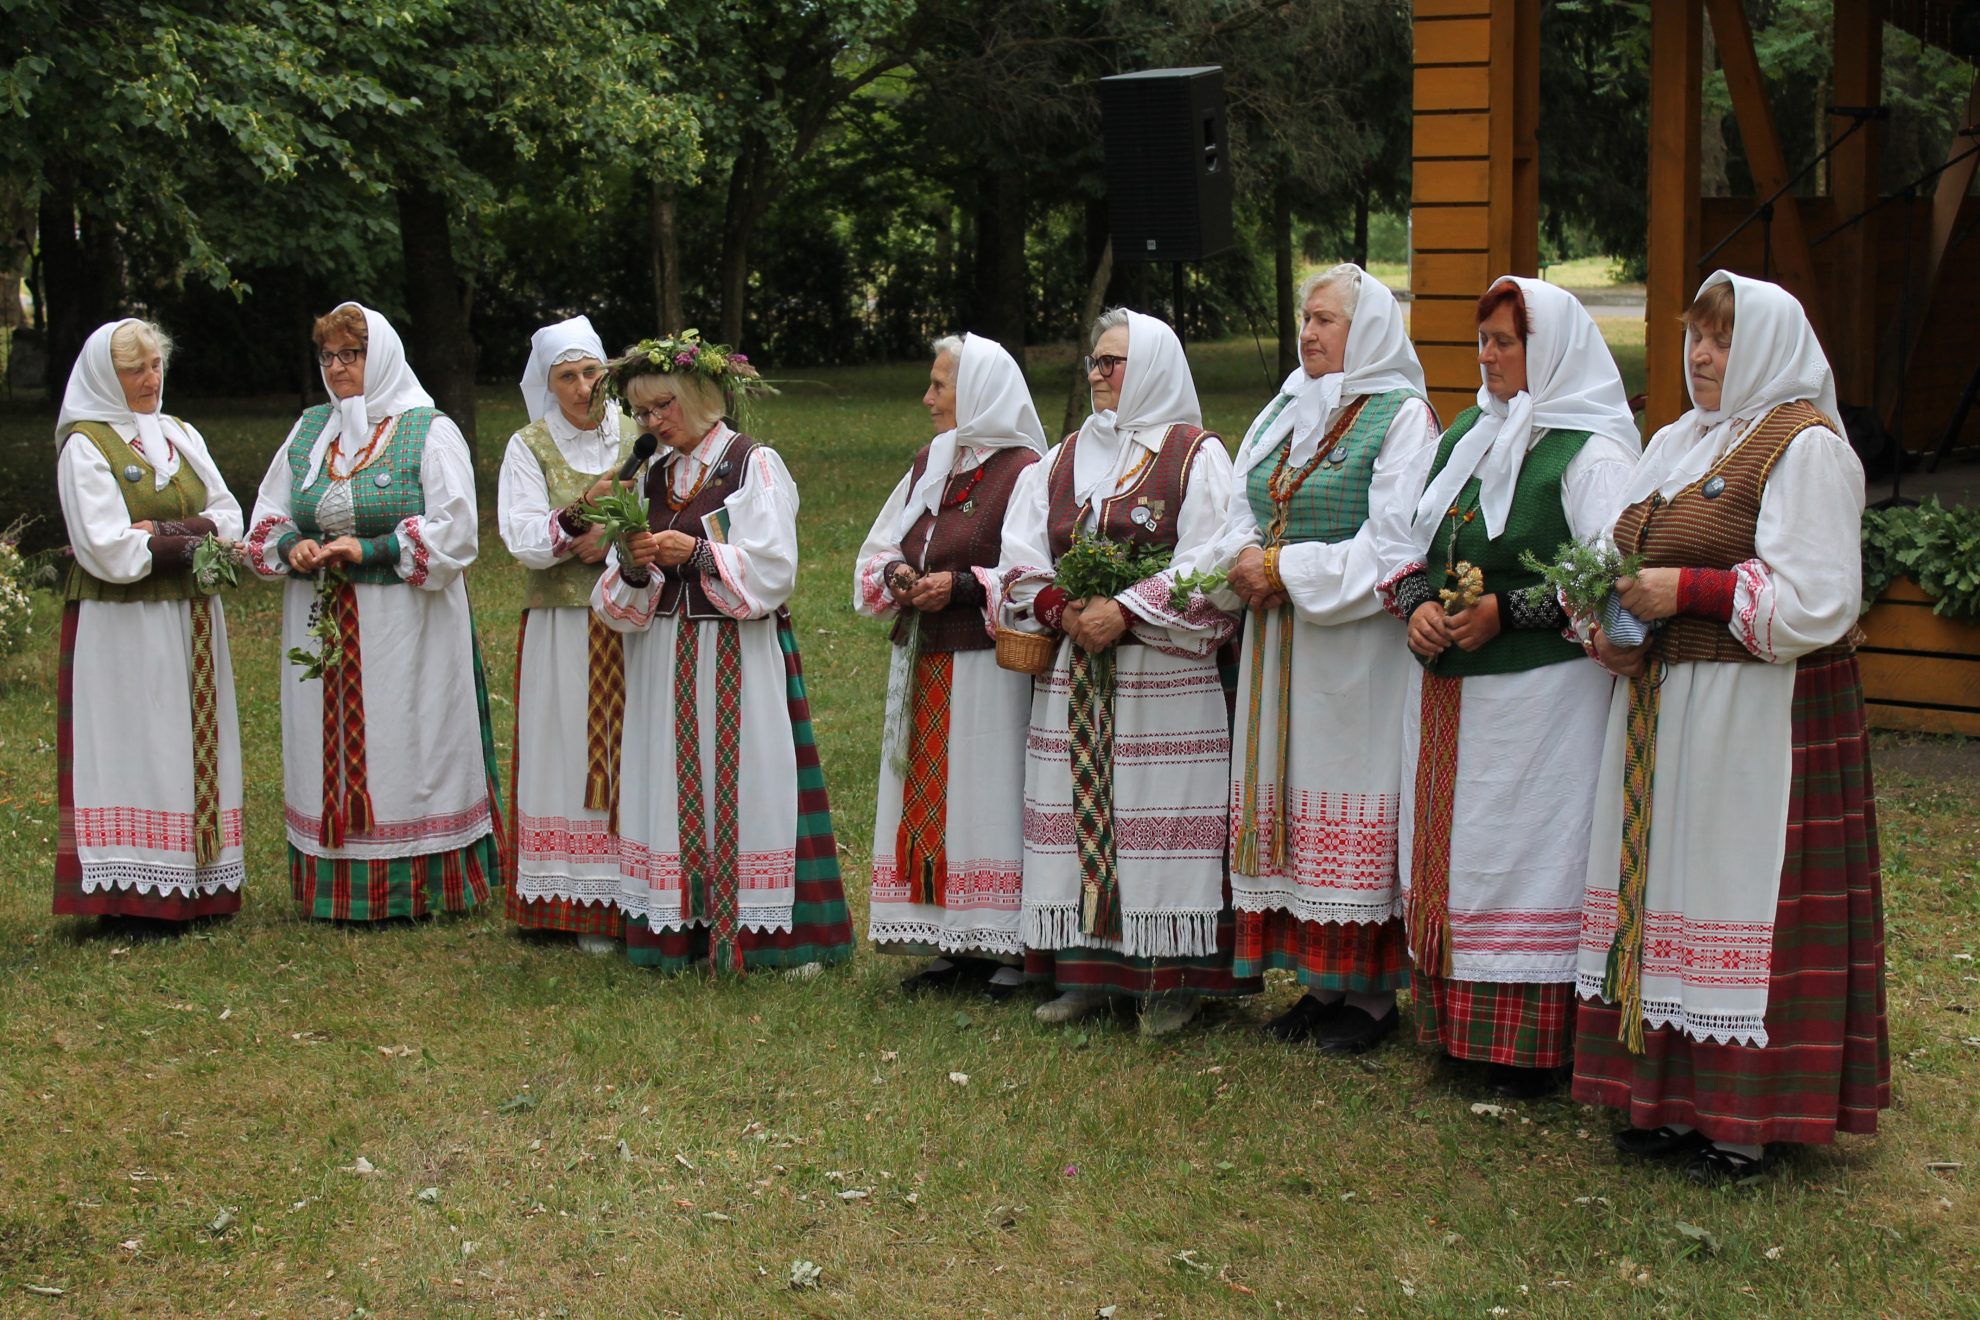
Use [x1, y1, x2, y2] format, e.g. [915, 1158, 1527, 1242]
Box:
[1082, 354, 1126, 380]
[317, 348, 366, 367]
[632, 398, 677, 425]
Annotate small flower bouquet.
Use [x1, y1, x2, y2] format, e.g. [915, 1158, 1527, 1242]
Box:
[191, 534, 246, 594]
[0, 533, 34, 656]
[1440, 561, 1484, 613]
[1053, 529, 1171, 602]
[287, 567, 348, 682]
[1520, 539, 1653, 646]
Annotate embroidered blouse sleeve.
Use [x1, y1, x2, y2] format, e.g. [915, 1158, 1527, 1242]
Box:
[1116, 438, 1240, 656]
[389, 415, 478, 590]
[57, 434, 157, 584]
[244, 420, 305, 577]
[1733, 423, 1864, 663]
[497, 431, 565, 570]
[1277, 397, 1441, 627]
[853, 469, 914, 620]
[994, 453, 1057, 634]
[173, 422, 244, 540]
[697, 445, 799, 620]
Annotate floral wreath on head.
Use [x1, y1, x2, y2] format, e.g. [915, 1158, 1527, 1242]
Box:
[592, 328, 776, 426]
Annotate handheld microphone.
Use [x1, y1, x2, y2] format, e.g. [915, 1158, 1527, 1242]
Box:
[617, 432, 658, 482]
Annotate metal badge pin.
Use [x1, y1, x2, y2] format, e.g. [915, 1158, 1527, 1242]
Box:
[1129, 505, 1154, 527]
[123, 464, 144, 483]
[1327, 445, 1349, 465]
[1702, 475, 1727, 500]
[961, 499, 975, 516]
[715, 460, 732, 477]
[374, 471, 393, 489]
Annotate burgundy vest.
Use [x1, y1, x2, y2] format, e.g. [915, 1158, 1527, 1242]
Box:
[645, 432, 760, 620]
[890, 445, 1039, 652]
[1046, 423, 1215, 559]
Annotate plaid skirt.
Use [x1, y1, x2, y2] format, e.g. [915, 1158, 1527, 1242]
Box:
[1414, 972, 1577, 1068]
[625, 612, 852, 973]
[1024, 899, 1261, 999]
[1234, 911, 1409, 992]
[1572, 654, 1890, 1145]
[291, 624, 507, 922]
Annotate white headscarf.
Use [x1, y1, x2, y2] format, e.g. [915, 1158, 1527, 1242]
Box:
[1622, 271, 1843, 504]
[1406, 276, 1636, 551]
[302, 302, 436, 490]
[1073, 309, 1202, 504]
[56, 319, 178, 490]
[895, 334, 1047, 540]
[519, 315, 609, 425]
[1235, 266, 1426, 477]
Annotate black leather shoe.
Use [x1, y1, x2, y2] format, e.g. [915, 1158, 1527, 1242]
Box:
[1612, 1125, 1709, 1160]
[900, 961, 981, 995]
[1312, 1005, 1397, 1054]
[1682, 1144, 1770, 1185]
[1264, 994, 1337, 1043]
[1487, 1063, 1564, 1100]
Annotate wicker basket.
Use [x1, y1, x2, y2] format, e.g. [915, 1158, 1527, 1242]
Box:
[994, 624, 1057, 676]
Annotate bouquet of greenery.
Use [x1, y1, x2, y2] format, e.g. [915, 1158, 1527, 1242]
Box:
[1053, 529, 1171, 602]
[286, 566, 348, 682]
[1168, 566, 1226, 612]
[1520, 538, 1651, 645]
[191, 534, 246, 594]
[579, 487, 650, 550]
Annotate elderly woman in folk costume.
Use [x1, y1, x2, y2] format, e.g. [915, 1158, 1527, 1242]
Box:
[591, 332, 853, 975]
[1211, 265, 1438, 1052]
[998, 308, 1253, 1035]
[498, 315, 645, 953]
[1571, 273, 1887, 1182]
[53, 319, 246, 922]
[1378, 277, 1639, 1097]
[245, 302, 505, 921]
[855, 333, 1046, 996]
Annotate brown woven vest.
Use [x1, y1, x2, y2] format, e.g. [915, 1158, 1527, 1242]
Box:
[1045, 423, 1214, 558]
[645, 432, 760, 620]
[1612, 400, 1846, 664]
[890, 444, 1039, 652]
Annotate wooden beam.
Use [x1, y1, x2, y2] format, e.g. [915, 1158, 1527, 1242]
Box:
[1830, 0, 1882, 405]
[1703, 0, 1826, 340]
[1646, 0, 1702, 432]
[1485, 0, 1517, 272]
[1889, 71, 1980, 429]
[1510, 0, 1541, 276]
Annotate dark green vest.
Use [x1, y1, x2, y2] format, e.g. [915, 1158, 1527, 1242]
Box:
[285, 405, 438, 585]
[1243, 388, 1416, 546]
[62, 421, 208, 604]
[1423, 406, 1590, 677]
[517, 415, 639, 611]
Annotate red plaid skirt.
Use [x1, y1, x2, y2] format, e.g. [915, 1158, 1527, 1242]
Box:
[1234, 910, 1408, 992]
[1414, 972, 1577, 1068]
[1572, 654, 1890, 1145]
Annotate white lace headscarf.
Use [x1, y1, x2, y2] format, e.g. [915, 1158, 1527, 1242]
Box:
[895, 333, 1047, 540]
[519, 314, 612, 426]
[56, 319, 180, 489]
[1072, 309, 1201, 504]
[302, 302, 436, 489]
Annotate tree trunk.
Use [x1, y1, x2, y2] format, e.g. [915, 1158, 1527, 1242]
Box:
[718, 134, 773, 347]
[651, 177, 683, 332]
[395, 182, 478, 448]
[971, 168, 1027, 348]
[38, 181, 116, 393]
[1274, 184, 1297, 377]
[1062, 238, 1114, 437]
[1353, 192, 1371, 268]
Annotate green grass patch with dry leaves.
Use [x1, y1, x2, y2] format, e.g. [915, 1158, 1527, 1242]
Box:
[0, 336, 1972, 1318]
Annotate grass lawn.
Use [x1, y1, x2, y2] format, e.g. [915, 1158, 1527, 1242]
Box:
[0, 336, 1973, 1317]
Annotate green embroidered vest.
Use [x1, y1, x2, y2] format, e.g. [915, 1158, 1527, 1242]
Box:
[285, 405, 438, 585]
[1424, 406, 1591, 677]
[62, 421, 209, 604]
[1244, 388, 1416, 546]
[517, 415, 639, 611]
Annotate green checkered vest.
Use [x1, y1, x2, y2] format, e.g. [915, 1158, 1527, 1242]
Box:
[286, 405, 438, 585]
[517, 415, 639, 611]
[1243, 388, 1415, 546]
[1423, 406, 1591, 678]
[62, 420, 209, 604]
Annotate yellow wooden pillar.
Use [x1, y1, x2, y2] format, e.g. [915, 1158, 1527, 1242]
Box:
[1410, 0, 1540, 427]
[1645, 0, 1703, 434]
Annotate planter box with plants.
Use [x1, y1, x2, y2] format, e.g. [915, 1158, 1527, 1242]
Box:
[1858, 498, 1980, 737]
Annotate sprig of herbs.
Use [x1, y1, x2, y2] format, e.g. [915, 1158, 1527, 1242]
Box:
[580, 487, 650, 547]
[286, 567, 348, 682]
[1168, 567, 1227, 612]
[191, 534, 245, 594]
[1053, 529, 1171, 601]
[1519, 539, 1643, 618]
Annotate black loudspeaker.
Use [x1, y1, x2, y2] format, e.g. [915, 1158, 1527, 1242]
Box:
[1099, 66, 1234, 263]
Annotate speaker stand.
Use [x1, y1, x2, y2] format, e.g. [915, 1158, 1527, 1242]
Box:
[1172, 261, 1187, 349]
